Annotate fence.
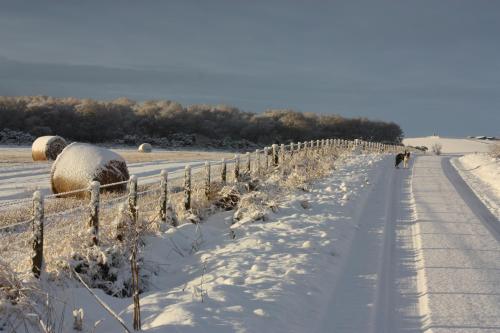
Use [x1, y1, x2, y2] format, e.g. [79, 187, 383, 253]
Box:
[0, 139, 400, 278]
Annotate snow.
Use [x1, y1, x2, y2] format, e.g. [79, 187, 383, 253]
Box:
[28, 153, 388, 332]
[3, 144, 500, 332]
[452, 153, 500, 220]
[403, 136, 496, 154]
[412, 155, 500, 331]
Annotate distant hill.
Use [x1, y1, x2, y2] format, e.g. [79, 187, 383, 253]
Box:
[403, 136, 497, 154]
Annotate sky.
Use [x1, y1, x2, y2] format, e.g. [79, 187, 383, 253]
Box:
[1, 0, 499, 137]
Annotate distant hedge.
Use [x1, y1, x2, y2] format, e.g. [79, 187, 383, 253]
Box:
[0, 96, 403, 145]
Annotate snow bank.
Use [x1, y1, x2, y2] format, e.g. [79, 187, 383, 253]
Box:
[403, 136, 495, 154]
[51, 143, 129, 197]
[452, 153, 500, 219]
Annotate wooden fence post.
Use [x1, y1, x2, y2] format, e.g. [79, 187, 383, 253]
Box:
[184, 166, 191, 211]
[234, 155, 240, 182]
[131, 222, 141, 330]
[290, 142, 295, 156]
[245, 152, 251, 174]
[128, 176, 138, 218]
[204, 161, 211, 200]
[221, 158, 227, 183]
[255, 149, 260, 175]
[280, 144, 285, 165]
[32, 191, 44, 278]
[159, 170, 168, 223]
[272, 144, 278, 166]
[88, 181, 100, 246]
[264, 147, 269, 170]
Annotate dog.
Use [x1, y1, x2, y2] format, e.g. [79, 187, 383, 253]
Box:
[403, 151, 410, 168]
[395, 151, 410, 168]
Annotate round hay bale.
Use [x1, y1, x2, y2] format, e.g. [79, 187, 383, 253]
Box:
[51, 143, 129, 198]
[138, 143, 152, 153]
[32, 136, 67, 161]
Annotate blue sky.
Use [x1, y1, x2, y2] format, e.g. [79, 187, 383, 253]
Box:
[1, 0, 499, 137]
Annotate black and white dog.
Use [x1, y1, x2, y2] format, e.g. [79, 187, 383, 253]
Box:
[395, 151, 410, 168]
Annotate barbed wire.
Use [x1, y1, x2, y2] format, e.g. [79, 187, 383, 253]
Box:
[45, 187, 88, 199]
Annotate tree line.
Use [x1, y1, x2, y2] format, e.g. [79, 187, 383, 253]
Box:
[0, 96, 403, 145]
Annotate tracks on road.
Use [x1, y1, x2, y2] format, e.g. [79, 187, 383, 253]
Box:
[316, 157, 421, 333]
[317, 154, 500, 332]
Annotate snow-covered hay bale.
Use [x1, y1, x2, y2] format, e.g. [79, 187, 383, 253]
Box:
[51, 143, 129, 197]
[138, 143, 152, 153]
[32, 135, 67, 161]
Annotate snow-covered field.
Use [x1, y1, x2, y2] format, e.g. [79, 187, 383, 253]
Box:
[0, 146, 233, 202]
[403, 136, 496, 154]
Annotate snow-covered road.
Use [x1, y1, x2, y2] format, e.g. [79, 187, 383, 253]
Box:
[412, 156, 500, 332]
[317, 154, 500, 332]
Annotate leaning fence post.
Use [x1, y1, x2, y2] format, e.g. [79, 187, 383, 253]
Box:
[32, 191, 44, 278]
[159, 170, 168, 223]
[184, 165, 191, 211]
[204, 161, 211, 200]
[234, 155, 240, 182]
[88, 181, 100, 246]
[128, 175, 138, 219]
[245, 152, 251, 174]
